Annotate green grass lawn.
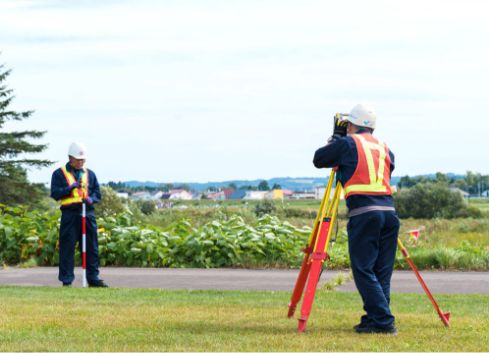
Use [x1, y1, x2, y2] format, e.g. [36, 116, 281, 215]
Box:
[0, 287, 488, 351]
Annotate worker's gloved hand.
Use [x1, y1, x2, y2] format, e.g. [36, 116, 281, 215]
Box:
[327, 135, 342, 143]
[333, 115, 348, 137]
[69, 181, 80, 190]
[84, 196, 93, 205]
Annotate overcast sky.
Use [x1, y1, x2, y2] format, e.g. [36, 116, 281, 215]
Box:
[1, 0, 488, 184]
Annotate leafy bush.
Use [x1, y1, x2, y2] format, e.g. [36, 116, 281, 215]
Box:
[395, 242, 489, 270]
[2, 204, 488, 270]
[0, 205, 59, 265]
[140, 200, 156, 215]
[97, 186, 127, 217]
[145, 207, 256, 229]
[98, 214, 312, 268]
[394, 183, 481, 219]
[0, 205, 311, 268]
[254, 200, 277, 217]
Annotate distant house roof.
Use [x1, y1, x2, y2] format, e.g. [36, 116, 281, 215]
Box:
[229, 189, 246, 200]
[131, 191, 151, 200]
[449, 187, 469, 197]
[170, 189, 187, 194]
[207, 191, 225, 200]
[169, 190, 193, 200]
[223, 188, 235, 199]
[281, 189, 294, 196]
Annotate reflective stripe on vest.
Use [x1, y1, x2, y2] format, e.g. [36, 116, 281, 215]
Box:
[343, 133, 392, 198]
[59, 166, 89, 206]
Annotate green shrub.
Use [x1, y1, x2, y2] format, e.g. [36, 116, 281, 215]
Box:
[0, 205, 59, 265]
[394, 183, 476, 219]
[253, 200, 277, 217]
[281, 207, 317, 219]
[97, 186, 127, 217]
[145, 207, 256, 229]
[2, 204, 488, 270]
[395, 245, 489, 270]
[140, 200, 156, 215]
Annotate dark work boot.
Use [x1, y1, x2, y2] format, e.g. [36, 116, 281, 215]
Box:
[355, 323, 398, 335]
[353, 315, 370, 330]
[88, 279, 109, 288]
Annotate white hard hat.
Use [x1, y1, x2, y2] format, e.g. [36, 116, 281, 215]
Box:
[68, 142, 87, 159]
[344, 104, 377, 130]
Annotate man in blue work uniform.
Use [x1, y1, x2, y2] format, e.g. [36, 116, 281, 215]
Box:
[313, 104, 399, 335]
[50, 142, 108, 288]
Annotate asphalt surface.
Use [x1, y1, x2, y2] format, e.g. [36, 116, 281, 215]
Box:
[1, 267, 488, 293]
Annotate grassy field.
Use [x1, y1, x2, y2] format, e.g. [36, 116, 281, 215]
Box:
[0, 287, 488, 352]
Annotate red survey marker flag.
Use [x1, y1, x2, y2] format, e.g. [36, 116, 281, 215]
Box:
[407, 229, 421, 241]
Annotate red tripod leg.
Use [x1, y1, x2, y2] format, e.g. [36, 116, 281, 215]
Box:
[288, 219, 322, 317]
[288, 240, 315, 317]
[399, 239, 450, 327]
[297, 218, 331, 332]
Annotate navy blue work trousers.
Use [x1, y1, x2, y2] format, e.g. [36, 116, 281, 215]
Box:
[347, 211, 400, 328]
[58, 209, 100, 284]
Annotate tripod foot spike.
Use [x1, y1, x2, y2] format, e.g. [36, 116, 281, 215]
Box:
[287, 304, 296, 318]
[441, 312, 450, 327]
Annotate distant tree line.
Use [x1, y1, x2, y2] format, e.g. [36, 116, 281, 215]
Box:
[106, 180, 282, 193]
[397, 171, 488, 196]
[107, 182, 191, 193]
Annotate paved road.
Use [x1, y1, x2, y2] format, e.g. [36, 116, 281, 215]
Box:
[1, 267, 488, 293]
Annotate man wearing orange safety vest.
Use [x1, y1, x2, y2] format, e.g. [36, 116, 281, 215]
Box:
[50, 142, 108, 287]
[313, 104, 399, 335]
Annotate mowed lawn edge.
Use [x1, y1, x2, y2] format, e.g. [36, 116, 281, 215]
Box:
[0, 286, 488, 352]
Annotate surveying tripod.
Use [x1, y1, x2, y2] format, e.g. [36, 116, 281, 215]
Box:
[287, 168, 341, 332]
[287, 162, 450, 333]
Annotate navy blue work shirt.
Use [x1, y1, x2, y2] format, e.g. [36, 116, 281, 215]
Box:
[50, 162, 101, 212]
[313, 133, 395, 211]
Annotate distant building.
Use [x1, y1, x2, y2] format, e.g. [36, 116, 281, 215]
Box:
[223, 188, 235, 199]
[281, 189, 294, 199]
[131, 191, 152, 200]
[228, 189, 246, 200]
[315, 186, 345, 200]
[169, 189, 193, 200]
[265, 189, 284, 200]
[244, 191, 267, 200]
[449, 187, 470, 198]
[290, 191, 316, 200]
[116, 192, 129, 199]
[207, 191, 226, 200]
[152, 191, 164, 200]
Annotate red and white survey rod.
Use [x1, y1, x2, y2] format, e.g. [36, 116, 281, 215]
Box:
[82, 200, 87, 288]
[398, 238, 450, 327]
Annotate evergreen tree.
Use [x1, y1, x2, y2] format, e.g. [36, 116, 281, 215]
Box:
[258, 180, 270, 191]
[0, 60, 52, 205]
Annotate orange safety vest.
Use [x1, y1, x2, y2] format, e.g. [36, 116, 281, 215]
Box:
[59, 166, 89, 206]
[343, 133, 392, 199]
